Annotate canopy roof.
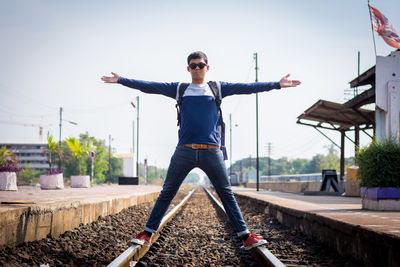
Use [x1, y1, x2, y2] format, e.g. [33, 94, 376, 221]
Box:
[297, 99, 374, 131]
[349, 65, 375, 88]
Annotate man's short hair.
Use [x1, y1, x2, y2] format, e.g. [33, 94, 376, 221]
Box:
[187, 51, 208, 65]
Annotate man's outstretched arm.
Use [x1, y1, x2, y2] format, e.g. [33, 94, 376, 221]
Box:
[279, 74, 301, 88]
[221, 74, 301, 98]
[101, 72, 178, 99]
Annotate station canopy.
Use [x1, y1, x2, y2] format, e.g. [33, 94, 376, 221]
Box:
[296, 60, 379, 182]
[297, 99, 374, 131]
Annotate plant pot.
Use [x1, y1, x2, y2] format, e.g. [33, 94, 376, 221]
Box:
[361, 187, 400, 211]
[0, 172, 18, 191]
[40, 173, 64, 189]
[71, 175, 90, 188]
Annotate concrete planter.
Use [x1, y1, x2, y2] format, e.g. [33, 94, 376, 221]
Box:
[71, 175, 90, 188]
[40, 173, 64, 189]
[361, 187, 400, 211]
[0, 172, 18, 191]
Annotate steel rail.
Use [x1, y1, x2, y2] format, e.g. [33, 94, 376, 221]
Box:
[202, 186, 285, 267]
[107, 187, 196, 267]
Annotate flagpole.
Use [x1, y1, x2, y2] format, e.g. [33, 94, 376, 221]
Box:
[368, 0, 377, 57]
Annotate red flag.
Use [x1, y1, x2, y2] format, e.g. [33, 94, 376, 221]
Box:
[369, 4, 400, 49]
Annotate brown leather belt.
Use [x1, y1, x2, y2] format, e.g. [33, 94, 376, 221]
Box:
[184, 144, 219, 149]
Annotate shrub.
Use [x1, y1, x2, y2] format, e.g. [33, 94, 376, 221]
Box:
[0, 146, 23, 172]
[17, 164, 35, 182]
[356, 139, 400, 187]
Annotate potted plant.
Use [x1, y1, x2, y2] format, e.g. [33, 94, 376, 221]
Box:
[40, 132, 64, 189]
[66, 137, 90, 188]
[0, 146, 22, 191]
[356, 139, 400, 211]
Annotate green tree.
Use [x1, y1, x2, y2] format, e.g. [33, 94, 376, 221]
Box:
[66, 137, 86, 175]
[288, 158, 309, 174]
[79, 133, 109, 183]
[273, 157, 289, 175]
[61, 133, 120, 184]
[17, 163, 35, 182]
[321, 153, 340, 171]
[320, 144, 340, 172]
[109, 156, 123, 183]
[146, 165, 167, 182]
[305, 154, 324, 173]
[46, 132, 63, 173]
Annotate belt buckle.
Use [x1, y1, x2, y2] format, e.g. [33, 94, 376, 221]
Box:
[191, 144, 196, 149]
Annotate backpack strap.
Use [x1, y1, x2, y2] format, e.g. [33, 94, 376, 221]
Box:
[176, 83, 190, 126]
[208, 81, 228, 160]
[207, 81, 221, 106]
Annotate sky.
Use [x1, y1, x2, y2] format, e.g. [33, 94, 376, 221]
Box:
[1, 0, 399, 175]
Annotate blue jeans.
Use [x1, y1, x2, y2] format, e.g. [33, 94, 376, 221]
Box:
[144, 146, 249, 236]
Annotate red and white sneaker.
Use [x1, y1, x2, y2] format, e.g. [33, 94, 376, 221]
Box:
[243, 233, 267, 250]
[131, 231, 151, 246]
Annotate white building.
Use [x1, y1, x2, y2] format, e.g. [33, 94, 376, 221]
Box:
[114, 153, 136, 177]
[1, 143, 49, 172]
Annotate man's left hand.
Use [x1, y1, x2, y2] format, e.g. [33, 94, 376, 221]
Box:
[279, 74, 301, 88]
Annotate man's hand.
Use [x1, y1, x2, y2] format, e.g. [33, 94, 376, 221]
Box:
[101, 72, 120, 83]
[279, 74, 301, 88]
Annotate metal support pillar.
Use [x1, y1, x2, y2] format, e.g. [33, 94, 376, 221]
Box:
[340, 130, 345, 183]
[355, 126, 360, 154]
[254, 52, 259, 191]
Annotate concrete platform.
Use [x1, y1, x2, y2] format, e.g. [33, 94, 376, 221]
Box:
[0, 185, 161, 248]
[232, 187, 400, 267]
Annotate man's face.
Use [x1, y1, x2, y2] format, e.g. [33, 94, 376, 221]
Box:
[187, 58, 209, 81]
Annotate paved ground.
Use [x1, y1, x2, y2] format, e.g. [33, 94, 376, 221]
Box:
[0, 184, 163, 248]
[0, 184, 161, 205]
[232, 187, 400, 238]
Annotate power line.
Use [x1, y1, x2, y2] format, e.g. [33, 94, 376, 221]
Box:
[0, 82, 128, 116]
[0, 105, 56, 118]
[0, 82, 58, 110]
[63, 101, 129, 113]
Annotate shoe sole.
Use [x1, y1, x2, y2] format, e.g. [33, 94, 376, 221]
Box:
[244, 239, 267, 250]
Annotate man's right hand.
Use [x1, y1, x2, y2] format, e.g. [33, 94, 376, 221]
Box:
[101, 72, 120, 83]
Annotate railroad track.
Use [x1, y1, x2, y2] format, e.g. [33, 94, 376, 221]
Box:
[108, 188, 195, 267]
[108, 186, 286, 267]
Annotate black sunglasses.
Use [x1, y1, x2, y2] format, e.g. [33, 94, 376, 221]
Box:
[189, 62, 208, 70]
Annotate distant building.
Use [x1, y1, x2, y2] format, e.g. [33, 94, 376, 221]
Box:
[114, 153, 136, 177]
[0, 143, 49, 172]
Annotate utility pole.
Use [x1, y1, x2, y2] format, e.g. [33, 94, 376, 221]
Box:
[229, 113, 232, 174]
[132, 120, 135, 160]
[267, 142, 272, 178]
[108, 134, 111, 184]
[59, 107, 63, 169]
[136, 96, 140, 177]
[58, 107, 77, 169]
[356, 51, 360, 96]
[131, 100, 136, 177]
[254, 52, 260, 192]
[59, 107, 63, 147]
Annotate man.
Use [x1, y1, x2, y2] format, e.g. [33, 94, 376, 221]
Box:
[101, 51, 301, 250]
